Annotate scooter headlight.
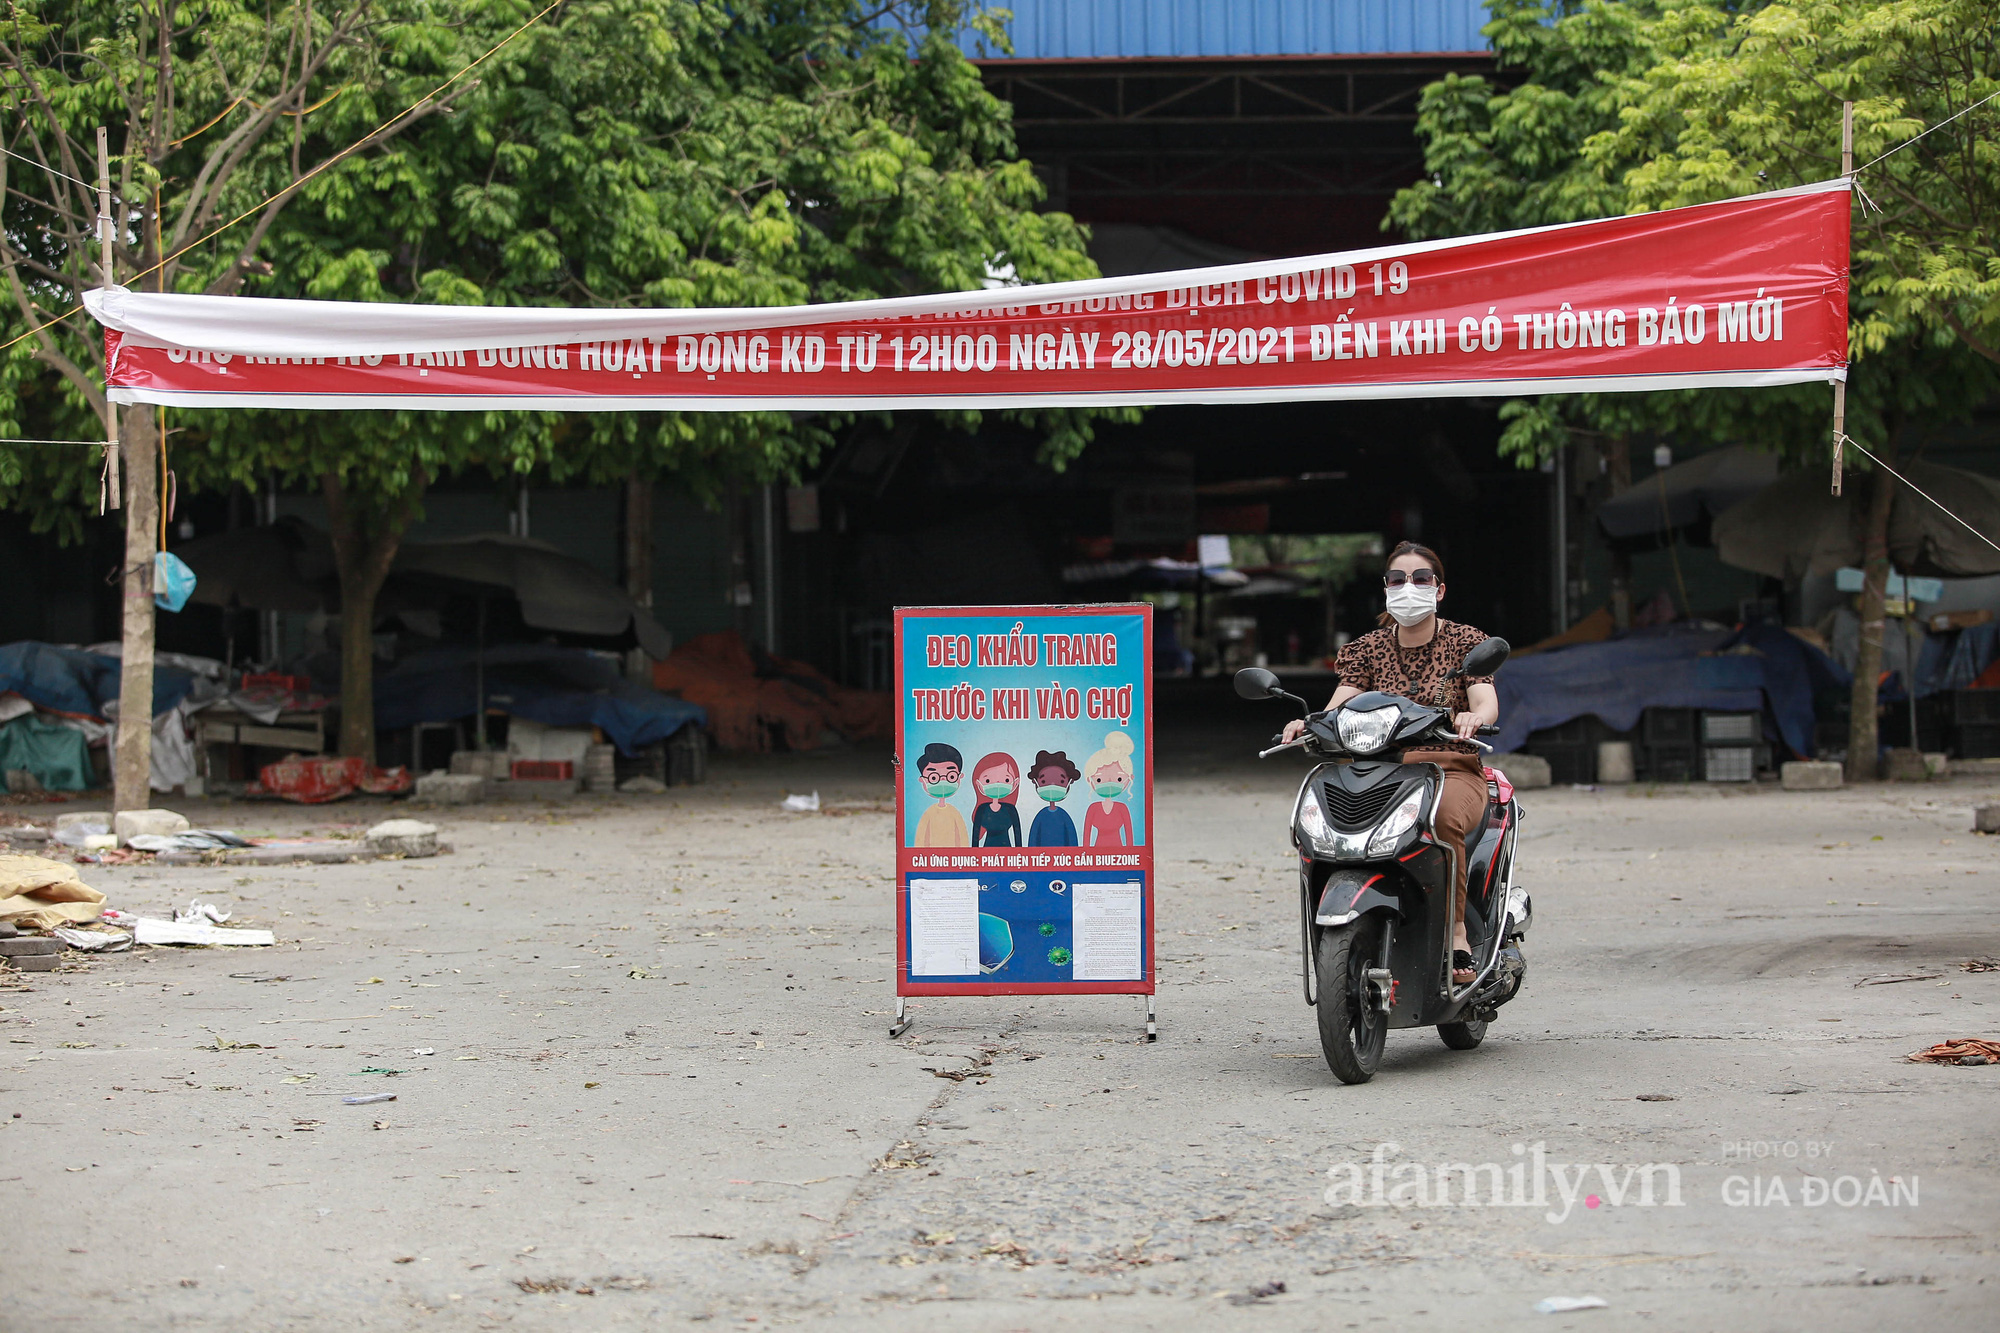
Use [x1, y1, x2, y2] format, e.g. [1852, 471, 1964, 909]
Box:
[1294, 788, 1331, 853]
[1365, 788, 1427, 857]
[1336, 705, 1399, 755]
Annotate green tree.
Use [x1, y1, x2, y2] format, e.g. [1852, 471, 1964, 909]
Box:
[1390, 0, 2000, 778]
[0, 0, 472, 808]
[5, 0, 1118, 762]
[1605, 0, 2000, 782]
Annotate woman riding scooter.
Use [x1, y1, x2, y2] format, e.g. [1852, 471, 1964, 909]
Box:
[1282, 541, 1499, 984]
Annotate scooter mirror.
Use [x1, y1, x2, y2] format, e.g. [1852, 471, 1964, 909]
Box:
[1233, 666, 1282, 701]
[1456, 636, 1511, 678]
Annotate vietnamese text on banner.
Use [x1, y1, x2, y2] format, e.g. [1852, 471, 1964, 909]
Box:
[89, 180, 1849, 413]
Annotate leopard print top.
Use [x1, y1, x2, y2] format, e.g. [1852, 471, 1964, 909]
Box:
[1330, 618, 1496, 755]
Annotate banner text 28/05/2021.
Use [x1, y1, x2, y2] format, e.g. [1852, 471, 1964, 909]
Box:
[100, 181, 1849, 408]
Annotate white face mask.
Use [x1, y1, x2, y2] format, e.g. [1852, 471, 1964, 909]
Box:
[1385, 582, 1438, 627]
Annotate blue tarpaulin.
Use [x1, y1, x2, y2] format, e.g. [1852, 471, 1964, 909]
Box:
[371, 644, 705, 756]
[1492, 624, 1850, 760]
[0, 641, 194, 718]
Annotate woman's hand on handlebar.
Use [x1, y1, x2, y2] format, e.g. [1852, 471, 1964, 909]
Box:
[1281, 714, 1320, 744]
[1452, 711, 1485, 741]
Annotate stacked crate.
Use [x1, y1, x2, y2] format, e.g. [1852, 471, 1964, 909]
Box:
[582, 743, 619, 793]
[1523, 716, 1602, 785]
[1638, 707, 1699, 782]
[1700, 711, 1765, 781]
[1955, 690, 2000, 758]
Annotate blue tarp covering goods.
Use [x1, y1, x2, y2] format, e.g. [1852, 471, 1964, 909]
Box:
[371, 645, 705, 755]
[1492, 624, 1850, 760]
[0, 642, 193, 718]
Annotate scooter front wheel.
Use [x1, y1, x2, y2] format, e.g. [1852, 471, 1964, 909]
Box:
[1314, 920, 1387, 1084]
[1437, 1019, 1487, 1050]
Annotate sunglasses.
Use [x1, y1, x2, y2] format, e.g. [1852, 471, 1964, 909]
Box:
[1382, 569, 1439, 588]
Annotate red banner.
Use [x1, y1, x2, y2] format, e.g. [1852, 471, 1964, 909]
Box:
[94, 180, 1849, 412]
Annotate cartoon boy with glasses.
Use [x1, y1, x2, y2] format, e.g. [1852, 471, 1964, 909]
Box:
[911, 741, 970, 847]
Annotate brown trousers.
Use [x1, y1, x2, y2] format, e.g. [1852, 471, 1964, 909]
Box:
[1403, 750, 1488, 938]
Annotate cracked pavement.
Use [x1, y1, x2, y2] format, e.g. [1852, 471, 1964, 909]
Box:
[3, 735, 1997, 1329]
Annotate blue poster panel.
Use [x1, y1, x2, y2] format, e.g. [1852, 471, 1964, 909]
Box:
[894, 604, 1154, 996]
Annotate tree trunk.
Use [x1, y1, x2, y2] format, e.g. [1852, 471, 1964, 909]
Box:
[112, 405, 160, 814]
[1844, 435, 1900, 783]
[623, 473, 655, 681]
[624, 472, 653, 609]
[323, 472, 425, 761]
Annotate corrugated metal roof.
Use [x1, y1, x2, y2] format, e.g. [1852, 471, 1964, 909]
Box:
[968, 0, 1491, 61]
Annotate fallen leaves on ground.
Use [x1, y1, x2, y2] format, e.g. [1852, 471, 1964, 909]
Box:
[514, 1277, 570, 1294]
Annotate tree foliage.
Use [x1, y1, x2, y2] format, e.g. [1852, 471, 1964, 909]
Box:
[1387, 0, 2000, 468]
[1390, 0, 2000, 777]
[1, 0, 1115, 756]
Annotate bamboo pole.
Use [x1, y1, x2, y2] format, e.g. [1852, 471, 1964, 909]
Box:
[96, 128, 119, 511]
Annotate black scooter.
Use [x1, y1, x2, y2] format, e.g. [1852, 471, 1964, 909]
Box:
[1234, 637, 1531, 1084]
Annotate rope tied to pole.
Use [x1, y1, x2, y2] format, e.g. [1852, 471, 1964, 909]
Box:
[1833, 432, 2000, 560]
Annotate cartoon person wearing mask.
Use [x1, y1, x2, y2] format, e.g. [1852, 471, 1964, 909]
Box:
[911, 742, 969, 847]
[1025, 749, 1081, 847]
[969, 752, 1022, 847]
[1082, 731, 1137, 848]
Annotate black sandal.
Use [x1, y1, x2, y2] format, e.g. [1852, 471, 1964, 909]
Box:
[1451, 949, 1476, 985]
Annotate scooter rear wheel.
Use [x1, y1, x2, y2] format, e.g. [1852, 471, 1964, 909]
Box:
[1315, 920, 1387, 1084]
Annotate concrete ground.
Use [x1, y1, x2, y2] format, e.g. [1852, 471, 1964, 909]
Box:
[4, 736, 1997, 1331]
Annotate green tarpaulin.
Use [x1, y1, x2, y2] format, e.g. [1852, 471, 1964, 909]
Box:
[0, 715, 93, 792]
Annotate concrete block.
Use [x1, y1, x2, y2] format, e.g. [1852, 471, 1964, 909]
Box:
[1484, 753, 1551, 790]
[5, 954, 58, 972]
[366, 818, 439, 858]
[1951, 757, 2000, 779]
[414, 772, 486, 805]
[1781, 761, 1843, 791]
[449, 751, 508, 780]
[1975, 805, 2000, 835]
[113, 809, 191, 845]
[1923, 752, 1949, 779]
[1884, 748, 1929, 783]
[54, 811, 111, 831]
[0, 937, 60, 956]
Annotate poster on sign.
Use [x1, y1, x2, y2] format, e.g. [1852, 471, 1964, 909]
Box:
[892, 605, 1154, 1038]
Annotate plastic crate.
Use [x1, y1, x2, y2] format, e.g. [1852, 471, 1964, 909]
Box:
[509, 759, 574, 781]
[1525, 739, 1595, 785]
[1701, 711, 1759, 744]
[1641, 707, 1697, 745]
[1704, 746, 1756, 782]
[1960, 722, 2000, 759]
[1640, 743, 1699, 783]
[1954, 690, 2000, 725]
[667, 725, 707, 786]
[242, 672, 311, 693]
